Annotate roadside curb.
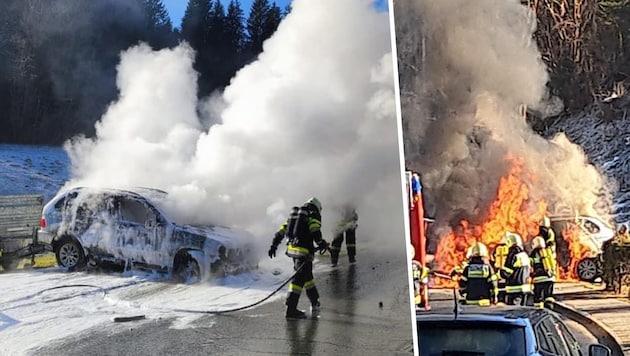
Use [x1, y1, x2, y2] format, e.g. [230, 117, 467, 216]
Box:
[551, 300, 625, 356]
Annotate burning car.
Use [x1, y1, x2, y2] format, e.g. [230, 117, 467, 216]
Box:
[37, 187, 258, 282]
[551, 215, 615, 282]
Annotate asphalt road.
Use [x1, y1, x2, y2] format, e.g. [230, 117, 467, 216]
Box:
[38, 248, 414, 356]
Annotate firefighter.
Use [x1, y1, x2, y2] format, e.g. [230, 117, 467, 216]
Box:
[450, 244, 474, 281]
[411, 244, 431, 311]
[539, 216, 557, 272]
[458, 242, 498, 306]
[268, 197, 330, 319]
[603, 223, 630, 291]
[491, 238, 509, 303]
[530, 236, 555, 308]
[330, 206, 359, 266]
[614, 223, 630, 245]
[500, 232, 531, 306]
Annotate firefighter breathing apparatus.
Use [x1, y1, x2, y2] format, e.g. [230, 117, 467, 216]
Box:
[22, 249, 327, 320]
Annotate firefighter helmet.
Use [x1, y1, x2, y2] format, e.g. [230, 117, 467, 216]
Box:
[467, 242, 489, 258]
[532, 236, 546, 249]
[306, 197, 322, 212]
[505, 231, 523, 247]
[540, 216, 551, 228]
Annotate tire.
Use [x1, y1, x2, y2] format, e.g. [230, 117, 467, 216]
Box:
[173, 253, 201, 284]
[577, 258, 598, 282]
[1, 259, 19, 272]
[55, 237, 86, 271]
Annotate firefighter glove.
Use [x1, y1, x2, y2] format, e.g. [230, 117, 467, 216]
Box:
[317, 240, 330, 254]
[268, 244, 277, 259]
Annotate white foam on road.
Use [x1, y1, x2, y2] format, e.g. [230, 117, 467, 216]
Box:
[0, 257, 302, 355]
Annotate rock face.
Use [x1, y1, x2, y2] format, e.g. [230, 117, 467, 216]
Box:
[545, 104, 630, 224]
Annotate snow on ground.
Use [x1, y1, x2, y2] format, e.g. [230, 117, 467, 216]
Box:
[0, 144, 335, 355]
[0, 144, 69, 204]
[0, 255, 327, 355]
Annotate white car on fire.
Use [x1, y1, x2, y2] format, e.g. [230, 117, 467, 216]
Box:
[38, 187, 258, 282]
[551, 215, 615, 282]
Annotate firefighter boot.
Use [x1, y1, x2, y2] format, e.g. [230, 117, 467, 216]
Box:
[348, 251, 356, 264]
[330, 250, 340, 267]
[306, 286, 321, 319]
[285, 293, 307, 319]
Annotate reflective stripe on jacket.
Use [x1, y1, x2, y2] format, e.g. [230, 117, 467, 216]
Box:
[501, 246, 531, 294]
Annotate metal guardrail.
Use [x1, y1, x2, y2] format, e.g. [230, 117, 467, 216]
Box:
[550, 300, 625, 356]
[0, 194, 45, 268]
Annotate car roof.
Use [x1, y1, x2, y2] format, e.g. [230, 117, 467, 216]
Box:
[417, 304, 553, 328]
[59, 186, 167, 200]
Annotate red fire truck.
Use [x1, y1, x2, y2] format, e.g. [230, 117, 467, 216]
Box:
[406, 171, 433, 311]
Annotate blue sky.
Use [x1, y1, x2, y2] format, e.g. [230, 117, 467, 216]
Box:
[163, 0, 389, 29]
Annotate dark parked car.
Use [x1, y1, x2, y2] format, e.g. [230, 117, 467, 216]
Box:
[417, 304, 611, 356]
[38, 187, 257, 282]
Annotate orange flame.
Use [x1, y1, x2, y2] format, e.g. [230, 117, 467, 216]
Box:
[558, 224, 592, 280]
[433, 157, 547, 287]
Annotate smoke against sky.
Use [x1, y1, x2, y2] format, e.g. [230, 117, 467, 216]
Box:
[398, 0, 613, 231]
[64, 0, 404, 253]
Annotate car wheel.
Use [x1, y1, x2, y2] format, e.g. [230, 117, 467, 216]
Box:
[577, 258, 598, 282]
[1, 259, 19, 271]
[174, 253, 201, 284]
[55, 237, 86, 271]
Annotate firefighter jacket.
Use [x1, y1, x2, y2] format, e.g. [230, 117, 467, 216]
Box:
[530, 247, 555, 283]
[334, 208, 358, 235]
[272, 203, 324, 258]
[500, 245, 531, 294]
[459, 257, 498, 306]
[412, 260, 429, 284]
[540, 226, 556, 254]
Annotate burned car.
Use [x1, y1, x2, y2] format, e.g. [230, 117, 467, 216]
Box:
[551, 215, 614, 282]
[37, 187, 257, 282]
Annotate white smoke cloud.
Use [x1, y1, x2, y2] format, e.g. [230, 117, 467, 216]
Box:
[64, 0, 404, 254]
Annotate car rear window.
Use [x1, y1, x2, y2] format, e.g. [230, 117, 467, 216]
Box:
[417, 322, 527, 356]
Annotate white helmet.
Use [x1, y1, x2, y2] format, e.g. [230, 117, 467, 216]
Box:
[306, 197, 322, 212]
[532, 236, 546, 249]
[540, 216, 551, 228]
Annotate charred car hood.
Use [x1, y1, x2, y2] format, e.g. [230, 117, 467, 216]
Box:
[177, 224, 252, 246]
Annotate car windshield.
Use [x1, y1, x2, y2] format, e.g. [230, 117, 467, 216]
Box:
[417, 322, 527, 356]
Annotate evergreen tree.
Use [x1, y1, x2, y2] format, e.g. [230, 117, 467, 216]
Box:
[225, 0, 245, 53]
[283, 3, 292, 17]
[181, 0, 212, 49]
[246, 0, 270, 54]
[262, 2, 282, 43]
[207, 0, 226, 48]
[140, 0, 176, 48]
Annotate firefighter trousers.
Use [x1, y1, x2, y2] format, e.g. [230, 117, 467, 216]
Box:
[331, 228, 356, 264]
[533, 281, 554, 305]
[286, 257, 319, 310]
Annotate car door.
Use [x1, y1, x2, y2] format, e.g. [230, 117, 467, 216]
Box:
[115, 196, 162, 266]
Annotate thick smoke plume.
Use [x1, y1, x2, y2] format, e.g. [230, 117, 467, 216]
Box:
[396, 0, 613, 236]
[64, 0, 404, 255]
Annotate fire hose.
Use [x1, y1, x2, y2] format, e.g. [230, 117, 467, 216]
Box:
[430, 270, 512, 293]
[28, 251, 330, 320]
